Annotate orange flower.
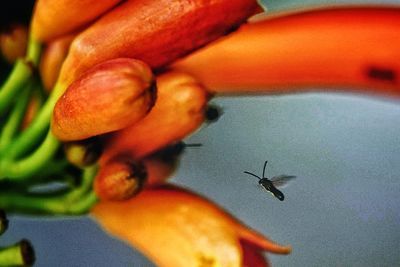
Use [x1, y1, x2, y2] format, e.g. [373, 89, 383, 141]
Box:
[173, 6, 400, 97]
[56, 0, 260, 88]
[92, 185, 291, 267]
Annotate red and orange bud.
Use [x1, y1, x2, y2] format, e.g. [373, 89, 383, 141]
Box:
[31, 0, 123, 42]
[39, 34, 75, 92]
[92, 185, 291, 267]
[173, 6, 400, 96]
[94, 157, 147, 201]
[100, 71, 208, 163]
[51, 58, 155, 141]
[0, 24, 28, 64]
[57, 0, 261, 87]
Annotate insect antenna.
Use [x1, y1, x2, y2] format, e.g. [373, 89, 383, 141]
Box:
[262, 160, 268, 178]
[243, 171, 261, 180]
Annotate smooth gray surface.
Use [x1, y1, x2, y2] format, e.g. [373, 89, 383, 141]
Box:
[2, 1, 400, 266]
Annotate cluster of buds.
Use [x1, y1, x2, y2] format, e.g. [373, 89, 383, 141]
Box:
[0, 0, 399, 266]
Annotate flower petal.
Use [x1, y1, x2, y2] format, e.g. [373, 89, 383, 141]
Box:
[92, 185, 290, 267]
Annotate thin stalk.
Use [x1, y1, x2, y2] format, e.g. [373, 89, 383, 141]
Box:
[26, 35, 41, 67]
[0, 85, 30, 150]
[0, 165, 98, 215]
[0, 130, 60, 180]
[0, 60, 32, 115]
[1, 83, 64, 160]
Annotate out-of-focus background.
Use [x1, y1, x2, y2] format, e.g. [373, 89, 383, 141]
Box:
[1, 0, 400, 266]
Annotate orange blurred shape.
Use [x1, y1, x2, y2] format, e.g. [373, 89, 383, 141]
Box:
[0, 24, 28, 64]
[20, 90, 42, 130]
[52, 58, 155, 141]
[39, 34, 75, 92]
[100, 71, 209, 163]
[31, 0, 122, 42]
[92, 185, 290, 267]
[173, 6, 400, 97]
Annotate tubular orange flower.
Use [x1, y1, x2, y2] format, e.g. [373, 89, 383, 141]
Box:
[173, 6, 400, 97]
[51, 58, 155, 141]
[100, 71, 209, 163]
[92, 185, 291, 267]
[56, 0, 261, 88]
[31, 0, 123, 42]
[39, 34, 75, 92]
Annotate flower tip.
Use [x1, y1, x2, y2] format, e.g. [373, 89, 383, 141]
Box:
[236, 223, 292, 255]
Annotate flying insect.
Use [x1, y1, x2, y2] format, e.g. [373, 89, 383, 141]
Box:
[244, 161, 296, 201]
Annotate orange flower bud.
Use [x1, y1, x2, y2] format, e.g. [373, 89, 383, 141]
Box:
[51, 58, 155, 141]
[57, 0, 261, 87]
[0, 24, 28, 64]
[92, 185, 291, 267]
[94, 157, 147, 201]
[173, 7, 400, 96]
[39, 34, 75, 92]
[100, 72, 208, 163]
[31, 0, 123, 42]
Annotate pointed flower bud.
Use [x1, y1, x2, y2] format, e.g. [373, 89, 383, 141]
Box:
[100, 71, 208, 163]
[92, 186, 291, 267]
[52, 58, 155, 141]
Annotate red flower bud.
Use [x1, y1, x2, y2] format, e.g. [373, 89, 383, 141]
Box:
[52, 58, 155, 141]
[57, 0, 261, 87]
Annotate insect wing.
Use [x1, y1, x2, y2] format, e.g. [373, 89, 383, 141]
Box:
[270, 175, 296, 188]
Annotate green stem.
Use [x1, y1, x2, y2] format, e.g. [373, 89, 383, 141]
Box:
[0, 165, 98, 215]
[0, 130, 60, 180]
[0, 60, 32, 115]
[0, 240, 35, 266]
[26, 35, 41, 67]
[1, 83, 64, 160]
[0, 85, 30, 150]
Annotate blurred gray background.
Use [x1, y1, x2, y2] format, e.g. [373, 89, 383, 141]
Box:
[1, 0, 400, 266]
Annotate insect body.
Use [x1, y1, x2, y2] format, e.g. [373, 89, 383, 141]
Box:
[244, 161, 296, 201]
